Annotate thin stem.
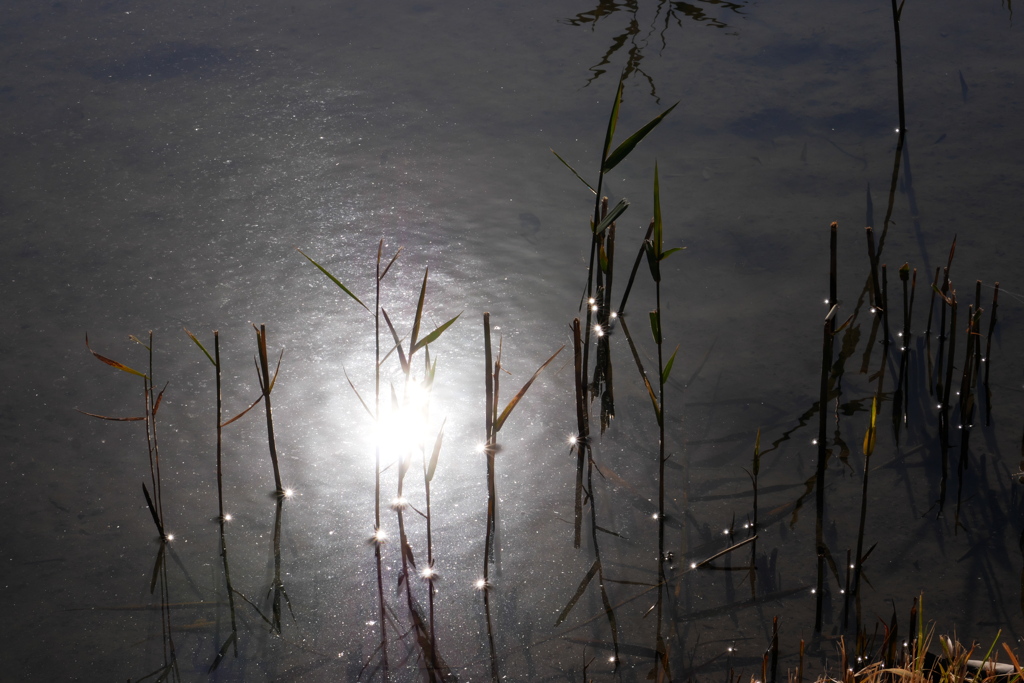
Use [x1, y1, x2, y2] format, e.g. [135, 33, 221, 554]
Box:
[373, 240, 389, 680]
[256, 324, 283, 494]
[215, 332, 224, 522]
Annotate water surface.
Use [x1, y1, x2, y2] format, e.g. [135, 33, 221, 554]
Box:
[2, 0, 1023, 680]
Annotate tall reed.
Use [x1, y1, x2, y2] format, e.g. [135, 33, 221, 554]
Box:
[480, 312, 562, 681]
[183, 328, 239, 667]
[253, 324, 284, 495]
[82, 333, 169, 540]
[299, 244, 392, 677]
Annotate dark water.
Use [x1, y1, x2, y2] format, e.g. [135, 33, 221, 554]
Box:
[2, 0, 1023, 680]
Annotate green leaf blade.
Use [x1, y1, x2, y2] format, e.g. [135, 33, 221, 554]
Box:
[602, 79, 625, 164]
[594, 198, 629, 236]
[297, 248, 369, 312]
[411, 312, 462, 355]
[425, 419, 446, 483]
[660, 344, 679, 385]
[649, 310, 661, 345]
[409, 268, 429, 357]
[551, 149, 596, 194]
[603, 102, 679, 173]
[183, 327, 216, 366]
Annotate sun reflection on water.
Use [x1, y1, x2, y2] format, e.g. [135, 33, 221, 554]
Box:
[370, 375, 438, 469]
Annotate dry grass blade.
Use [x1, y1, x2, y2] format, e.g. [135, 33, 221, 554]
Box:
[619, 316, 661, 424]
[220, 395, 262, 427]
[85, 334, 147, 378]
[76, 409, 146, 421]
[128, 334, 150, 350]
[493, 345, 565, 432]
[183, 327, 215, 366]
[152, 383, 168, 416]
[692, 536, 757, 569]
[378, 244, 403, 282]
[296, 248, 369, 312]
[267, 349, 284, 393]
[1001, 643, 1023, 679]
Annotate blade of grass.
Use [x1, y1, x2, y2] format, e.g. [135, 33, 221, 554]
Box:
[409, 268, 429, 354]
[551, 149, 596, 194]
[297, 248, 369, 312]
[343, 367, 374, 419]
[425, 419, 446, 483]
[601, 78, 624, 164]
[594, 199, 629, 236]
[379, 245, 403, 283]
[661, 345, 679, 386]
[412, 312, 463, 355]
[619, 315, 661, 425]
[381, 308, 409, 375]
[76, 409, 146, 421]
[603, 102, 679, 173]
[85, 335, 147, 378]
[493, 345, 565, 432]
[184, 327, 215, 366]
[220, 395, 262, 427]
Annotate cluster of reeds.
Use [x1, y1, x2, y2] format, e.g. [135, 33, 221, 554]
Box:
[301, 243, 466, 680]
[77, 18, 1019, 675]
[82, 322, 301, 677]
[80, 333, 181, 679]
[552, 72, 773, 680]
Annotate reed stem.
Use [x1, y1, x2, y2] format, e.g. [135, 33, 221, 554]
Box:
[215, 332, 224, 522]
[255, 324, 283, 494]
[984, 283, 999, 426]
